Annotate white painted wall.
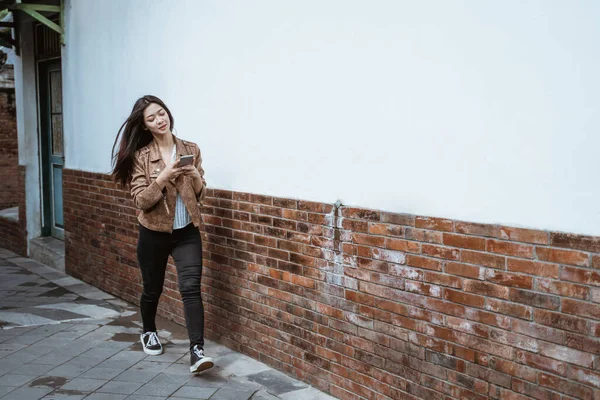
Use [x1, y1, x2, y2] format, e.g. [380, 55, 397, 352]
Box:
[62, 0, 600, 236]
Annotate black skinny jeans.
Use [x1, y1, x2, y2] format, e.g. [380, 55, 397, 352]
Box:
[137, 223, 205, 350]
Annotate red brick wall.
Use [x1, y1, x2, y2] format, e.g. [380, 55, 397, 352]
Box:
[64, 168, 600, 400]
[0, 165, 27, 256]
[0, 66, 26, 256]
[0, 66, 18, 210]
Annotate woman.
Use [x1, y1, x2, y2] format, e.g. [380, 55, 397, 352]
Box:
[111, 95, 213, 374]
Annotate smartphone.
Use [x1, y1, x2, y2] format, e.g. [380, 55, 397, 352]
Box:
[178, 155, 194, 167]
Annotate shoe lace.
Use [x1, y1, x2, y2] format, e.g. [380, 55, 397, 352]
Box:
[146, 332, 159, 347]
[193, 346, 204, 358]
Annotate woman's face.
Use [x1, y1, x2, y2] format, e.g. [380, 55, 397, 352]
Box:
[143, 103, 171, 136]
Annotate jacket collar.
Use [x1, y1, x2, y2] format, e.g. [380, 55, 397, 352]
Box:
[148, 135, 187, 162]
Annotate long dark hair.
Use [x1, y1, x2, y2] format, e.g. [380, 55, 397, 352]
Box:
[111, 95, 175, 186]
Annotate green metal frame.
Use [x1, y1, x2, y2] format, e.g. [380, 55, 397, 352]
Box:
[0, 0, 64, 55]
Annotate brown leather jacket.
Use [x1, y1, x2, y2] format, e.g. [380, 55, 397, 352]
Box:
[130, 136, 206, 233]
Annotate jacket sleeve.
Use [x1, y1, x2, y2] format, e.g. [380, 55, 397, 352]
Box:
[130, 155, 163, 211]
[194, 145, 207, 203]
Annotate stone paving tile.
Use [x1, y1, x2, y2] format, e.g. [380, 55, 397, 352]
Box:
[0, 373, 36, 387]
[29, 352, 77, 366]
[81, 346, 122, 360]
[279, 386, 339, 400]
[112, 369, 160, 384]
[0, 342, 27, 353]
[208, 378, 261, 400]
[107, 350, 147, 362]
[132, 372, 188, 397]
[4, 334, 49, 346]
[96, 358, 141, 371]
[0, 361, 20, 376]
[183, 366, 233, 387]
[60, 378, 108, 392]
[46, 362, 94, 378]
[128, 360, 172, 374]
[79, 366, 127, 381]
[84, 393, 127, 400]
[162, 362, 190, 376]
[41, 391, 87, 399]
[95, 380, 144, 395]
[215, 352, 273, 377]
[12, 362, 56, 376]
[20, 344, 57, 358]
[68, 355, 106, 369]
[2, 348, 41, 363]
[246, 369, 309, 395]
[1, 386, 54, 400]
[0, 386, 16, 397]
[170, 385, 219, 399]
[252, 389, 283, 400]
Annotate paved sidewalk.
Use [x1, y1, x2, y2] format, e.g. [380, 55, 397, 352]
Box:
[0, 247, 336, 400]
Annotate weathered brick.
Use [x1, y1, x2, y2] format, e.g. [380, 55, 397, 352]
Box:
[499, 227, 548, 244]
[515, 351, 566, 376]
[406, 255, 442, 271]
[489, 358, 537, 382]
[353, 233, 385, 247]
[511, 378, 561, 400]
[415, 216, 454, 232]
[463, 280, 510, 299]
[550, 232, 600, 253]
[422, 271, 462, 289]
[422, 244, 460, 260]
[446, 262, 486, 280]
[341, 207, 380, 221]
[507, 259, 559, 278]
[385, 238, 421, 253]
[443, 233, 486, 251]
[537, 277, 589, 300]
[379, 212, 415, 226]
[368, 222, 404, 237]
[511, 319, 566, 344]
[566, 365, 600, 389]
[455, 221, 500, 238]
[486, 298, 532, 320]
[562, 298, 600, 321]
[485, 270, 533, 289]
[444, 289, 485, 308]
[461, 250, 506, 269]
[538, 372, 593, 399]
[486, 239, 534, 259]
[536, 247, 590, 267]
[509, 288, 560, 310]
[538, 342, 594, 368]
[404, 227, 443, 244]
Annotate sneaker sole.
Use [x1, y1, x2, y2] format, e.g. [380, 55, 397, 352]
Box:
[190, 358, 214, 374]
[143, 347, 163, 356]
[140, 334, 163, 356]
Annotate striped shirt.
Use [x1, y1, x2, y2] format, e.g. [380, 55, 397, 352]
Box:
[171, 146, 193, 229]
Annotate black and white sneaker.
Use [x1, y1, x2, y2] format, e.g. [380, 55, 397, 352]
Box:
[190, 345, 214, 374]
[141, 331, 163, 356]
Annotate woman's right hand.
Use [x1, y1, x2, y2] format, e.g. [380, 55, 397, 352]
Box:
[156, 162, 183, 186]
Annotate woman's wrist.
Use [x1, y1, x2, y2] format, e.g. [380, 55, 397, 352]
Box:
[155, 176, 167, 188]
[192, 175, 203, 194]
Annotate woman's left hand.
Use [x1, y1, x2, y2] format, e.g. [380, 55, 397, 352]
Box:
[181, 164, 200, 179]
